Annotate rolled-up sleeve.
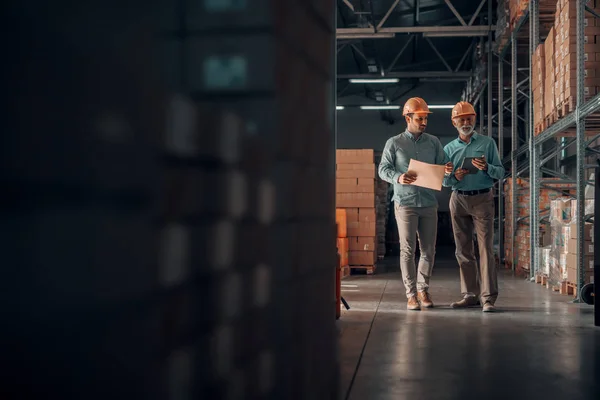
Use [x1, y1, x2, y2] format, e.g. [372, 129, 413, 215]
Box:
[378, 138, 401, 184]
[442, 144, 458, 187]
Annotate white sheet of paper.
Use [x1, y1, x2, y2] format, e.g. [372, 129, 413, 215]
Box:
[406, 159, 445, 191]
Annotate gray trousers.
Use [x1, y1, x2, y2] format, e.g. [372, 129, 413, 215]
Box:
[449, 190, 498, 304]
[394, 203, 438, 298]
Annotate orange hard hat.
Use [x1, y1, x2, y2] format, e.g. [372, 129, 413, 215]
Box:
[452, 101, 477, 119]
[402, 97, 432, 116]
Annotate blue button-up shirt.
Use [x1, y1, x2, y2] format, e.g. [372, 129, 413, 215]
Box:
[378, 130, 447, 208]
[442, 132, 505, 191]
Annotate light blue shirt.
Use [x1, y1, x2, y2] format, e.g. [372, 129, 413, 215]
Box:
[442, 132, 505, 191]
[378, 130, 447, 208]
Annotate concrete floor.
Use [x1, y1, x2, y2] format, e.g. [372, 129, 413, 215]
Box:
[337, 248, 600, 400]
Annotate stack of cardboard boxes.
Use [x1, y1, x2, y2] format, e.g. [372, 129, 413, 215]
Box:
[533, 43, 546, 133]
[336, 149, 385, 274]
[503, 178, 574, 272]
[547, 198, 595, 285]
[336, 209, 350, 278]
[554, 0, 600, 109]
[545, 26, 557, 126]
[533, 0, 600, 133]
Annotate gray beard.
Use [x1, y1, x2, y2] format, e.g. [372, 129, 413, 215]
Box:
[459, 126, 474, 136]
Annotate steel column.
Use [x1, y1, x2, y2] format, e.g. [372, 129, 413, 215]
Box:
[480, 90, 485, 132]
[511, 35, 517, 273]
[498, 55, 504, 265]
[529, 0, 540, 281]
[487, 0, 492, 137]
[594, 162, 599, 326]
[576, 0, 586, 300]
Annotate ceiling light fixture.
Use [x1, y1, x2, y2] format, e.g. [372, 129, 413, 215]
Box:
[349, 78, 399, 84]
[427, 105, 455, 109]
[360, 105, 400, 110]
[336, 106, 345, 110]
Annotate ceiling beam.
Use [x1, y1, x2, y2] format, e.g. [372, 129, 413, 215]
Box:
[337, 25, 494, 37]
[444, 0, 467, 26]
[338, 71, 471, 79]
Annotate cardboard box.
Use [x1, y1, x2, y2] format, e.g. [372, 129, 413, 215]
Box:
[358, 207, 376, 222]
[335, 163, 376, 178]
[336, 149, 375, 164]
[337, 237, 349, 267]
[336, 178, 376, 193]
[567, 238, 594, 255]
[566, 253, 595, 269]
[347, 221, 376, 237]
[568, 221, 594, 241]
[566, 265, 594, 284]
[336, 193, 375, 208]
[345, 207, 358, 222]
[348, 250, 376, 266]
[349, 236, 376, 251]
[336, 208, 347, 238]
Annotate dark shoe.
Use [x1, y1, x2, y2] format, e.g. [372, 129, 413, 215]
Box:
[482, 301, 496, 312]
[450, 297, 479, 309]
[407, 295, 421, 310]
[418, 291, 434, 308]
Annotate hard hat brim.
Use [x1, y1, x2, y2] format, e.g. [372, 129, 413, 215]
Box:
[452, 112, 476, 118]
[403, 110, 433, 116]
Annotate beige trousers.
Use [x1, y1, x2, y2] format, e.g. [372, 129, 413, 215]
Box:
[449, 190, 498, 304]
[394, 204, 438, 298]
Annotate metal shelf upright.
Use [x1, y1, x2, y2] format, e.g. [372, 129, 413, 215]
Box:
[494, 7, 530, 273]
[529, 0, 540, 282]
[529, 0, 600, 300]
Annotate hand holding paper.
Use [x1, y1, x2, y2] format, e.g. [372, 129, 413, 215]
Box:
[406, 159, 446, 191]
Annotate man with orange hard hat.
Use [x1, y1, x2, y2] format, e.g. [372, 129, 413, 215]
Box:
[442, 101, 505, 312]
[379, 97, 453, 311]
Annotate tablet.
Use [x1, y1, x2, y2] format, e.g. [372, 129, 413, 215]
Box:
[460, 157, 482, 174]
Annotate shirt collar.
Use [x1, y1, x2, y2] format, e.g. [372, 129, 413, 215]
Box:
[404, 129, 424, 141]
[457, 131, 478, 144]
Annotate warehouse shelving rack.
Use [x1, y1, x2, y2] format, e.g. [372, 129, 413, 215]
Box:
[465, 0, 599, 302]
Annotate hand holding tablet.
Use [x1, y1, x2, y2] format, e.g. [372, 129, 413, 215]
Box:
[460, 155, 486, 174]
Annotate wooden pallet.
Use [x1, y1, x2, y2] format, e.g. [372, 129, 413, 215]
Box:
[535, 277, 578, 297]
[557, 97, 575, 118]
[350, 265, 376, 275]
[539, 95, 600, 137]
[535, 274, 548, 286]
[561, 281, 578, 297]
[534, 121, 546, 136]
[543, 110, 557, 129]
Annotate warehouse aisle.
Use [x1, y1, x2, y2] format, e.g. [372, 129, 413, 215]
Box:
[338, 248, 600, 400]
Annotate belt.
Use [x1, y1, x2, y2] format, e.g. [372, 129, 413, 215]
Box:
[455, 188, 491, 196]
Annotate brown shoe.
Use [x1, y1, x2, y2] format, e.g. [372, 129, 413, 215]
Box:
[450, 297, 479, 309]
[407, 295, 421, 310]
[418, 291, 434, 308]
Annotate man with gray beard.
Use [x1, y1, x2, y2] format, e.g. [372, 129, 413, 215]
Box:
[442, 101, 505, 312]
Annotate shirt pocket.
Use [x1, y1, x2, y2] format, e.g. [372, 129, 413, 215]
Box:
[394, 147, 411, 170]
[417, 141, 438, 164]
[470, 145, 487, 158]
